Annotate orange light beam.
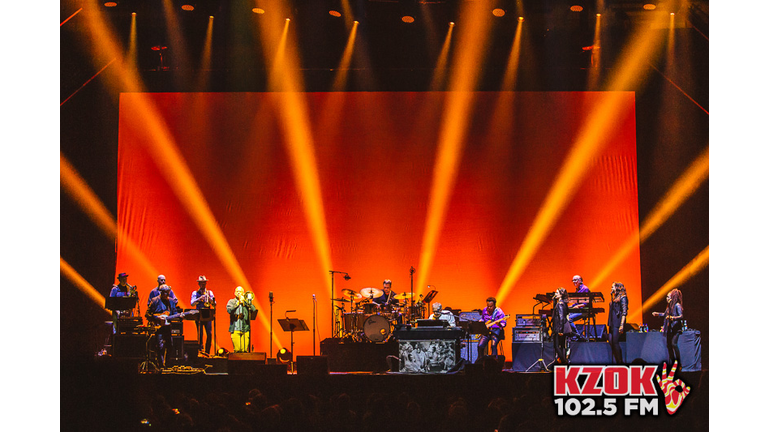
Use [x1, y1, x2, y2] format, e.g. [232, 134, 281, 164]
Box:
[127, 13, 137, 70]
[586, 13, 602, 91]
[500, 18, 524, 90]
[60, 58, 116, 106]
[627, 246, 709, 323]
[194, 15, 215, 91]
[591, 147, 709, 289]
[417, 1, 494, 293]
[61, 8, 83, 26]
[260, 10, 334, 299]
[60, 153, 160, 279]
[429, 22, 455, 91]
[61, 257, 109, 313]
[80, 2, 278, 346]
[495, 13, 670, 305]
[331, 20, 359, 92]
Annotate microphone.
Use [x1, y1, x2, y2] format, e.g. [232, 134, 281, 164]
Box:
[312, 294, 316, 301]
[269, 291, 274, 302]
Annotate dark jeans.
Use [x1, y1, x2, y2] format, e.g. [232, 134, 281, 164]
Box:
[195, 320, 213, 354]
[608, 325, 623, 364]
[154, 325, 173, 368]
[477, 328, 503, 359]
[666, 330, 682, 365]
[553, 332, 568, 364]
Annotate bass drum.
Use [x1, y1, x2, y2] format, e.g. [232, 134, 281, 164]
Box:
[363, 314, 392, 342]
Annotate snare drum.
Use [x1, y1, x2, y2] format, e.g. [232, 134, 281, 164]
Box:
[363, 314, 392, 342]
[362, 302, 380, 315]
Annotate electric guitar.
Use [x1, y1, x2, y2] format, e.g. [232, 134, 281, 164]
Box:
[151, 310, 199, 326]
[485, 314, 511, 328]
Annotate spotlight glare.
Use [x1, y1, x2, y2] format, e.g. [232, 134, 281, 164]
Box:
[643, 4, 657, 10]
[329, 10, 341, 17]
[492, 8, 506, 17]
[252, 8, 265, 14]
[570, 5, 584, 12]
[402, 15, 415, 24]
[181, 4, 194, 11]
[518, 16, 524, 22]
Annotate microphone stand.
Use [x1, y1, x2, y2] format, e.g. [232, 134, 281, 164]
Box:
[312, 294, 317, 356]
[409, 266, 415, 324]
[269, 292, 274, 358]
[329, 270, 350, 338]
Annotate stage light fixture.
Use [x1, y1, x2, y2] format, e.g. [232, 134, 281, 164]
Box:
[570, 5, 584, 12]
[402, 15, 415, 23]
[104, 1, 117, 7]
[329, 10, 341, 17]
[518, 16, 524, 22]
[643, 3, 657, 10]
[181, 4, 195, 12]
[492, 8, 505, 17]
[216, 347, 229, 356]
[277, 348, 292, 363]
[252, 8, 265, 14]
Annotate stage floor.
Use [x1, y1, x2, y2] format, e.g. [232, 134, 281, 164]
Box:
[62, 355, 708, 432]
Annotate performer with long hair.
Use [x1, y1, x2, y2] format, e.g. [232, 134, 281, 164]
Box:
[652, 288, 684, 364]
[607, 282, 628, 364]
[551, 287, 572, 365]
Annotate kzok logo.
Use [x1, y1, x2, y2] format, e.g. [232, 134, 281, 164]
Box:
[553, 361, 691, 417]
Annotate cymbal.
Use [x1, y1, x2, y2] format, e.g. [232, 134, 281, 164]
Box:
[341, 289, 362, 299]
[394, 292, 414, 300]
[359, 287, 383, 299]
[332, 298, 351, 302]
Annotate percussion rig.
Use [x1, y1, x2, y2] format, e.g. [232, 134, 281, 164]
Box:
[332, 287, 426, 343]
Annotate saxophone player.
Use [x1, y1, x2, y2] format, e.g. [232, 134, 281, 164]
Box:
[109, 272, 138, 333]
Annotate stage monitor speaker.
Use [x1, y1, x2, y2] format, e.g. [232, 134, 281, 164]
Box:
[227, 352, 268, 375]
[296, 356, 329, 376]
[184, 340, 199, 360]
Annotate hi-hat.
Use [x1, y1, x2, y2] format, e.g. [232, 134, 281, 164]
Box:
[359, 287, 383, 299]
[394, 292, 415, 300]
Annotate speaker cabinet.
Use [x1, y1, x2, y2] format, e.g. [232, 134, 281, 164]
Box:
[227, 352, 268, 375]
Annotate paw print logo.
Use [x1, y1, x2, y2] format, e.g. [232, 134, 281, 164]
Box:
[656, 361, 691, 415]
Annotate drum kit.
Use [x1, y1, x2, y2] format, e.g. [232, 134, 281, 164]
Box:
[333, 287, 426, 342]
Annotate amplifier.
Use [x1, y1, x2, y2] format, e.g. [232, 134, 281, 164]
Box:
[513, 327, 542, 343]
[515, 314, 543, 327]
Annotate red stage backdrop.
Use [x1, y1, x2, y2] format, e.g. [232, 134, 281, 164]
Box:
[116, 91, 640, 356]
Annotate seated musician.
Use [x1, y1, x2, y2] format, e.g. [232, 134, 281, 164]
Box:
[428, 302, 456, 327]
[373, 279, 399, 308]
[568, 274, 590, 338]
[109, 272, 138, 333]
[145, 285, 179, 368]
[477, 297, 507, 361]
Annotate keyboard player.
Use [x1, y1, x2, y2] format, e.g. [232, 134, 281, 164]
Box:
[568, 275, 590, 338]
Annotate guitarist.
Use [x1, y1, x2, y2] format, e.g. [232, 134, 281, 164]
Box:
[145, 285, 179, 368]
[477, 296, 508, 361]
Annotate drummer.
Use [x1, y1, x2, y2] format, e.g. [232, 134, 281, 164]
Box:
[373, 279, 399, 309]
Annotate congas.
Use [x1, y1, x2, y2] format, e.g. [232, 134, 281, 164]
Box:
[363, 314, 392, 342]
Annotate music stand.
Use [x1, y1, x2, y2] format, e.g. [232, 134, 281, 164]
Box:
[105, 297, 138, 311]
[278, 318, 309, 373]
[467, 321, 490, 364]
